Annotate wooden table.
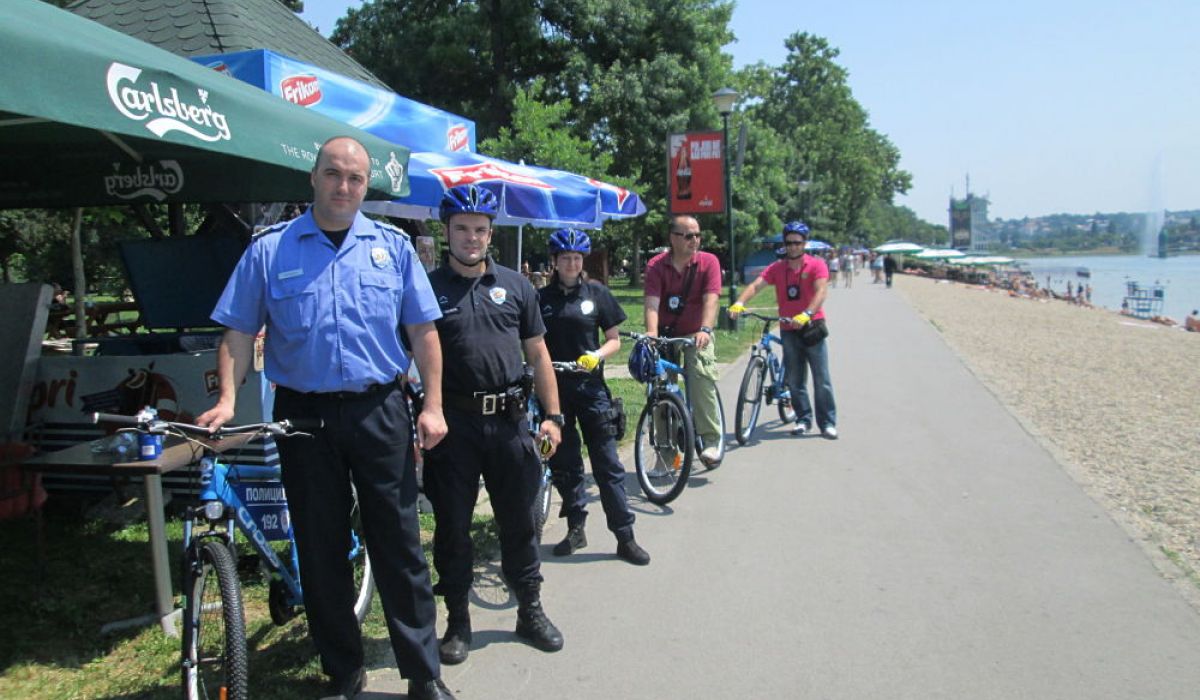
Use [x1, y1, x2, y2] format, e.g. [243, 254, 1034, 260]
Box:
[22, 433, 253, 636]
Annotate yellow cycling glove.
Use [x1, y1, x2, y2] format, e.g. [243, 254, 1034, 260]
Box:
[576, 352, 601, 371]
[792, 312, 812, 326]
[728, 302, 746, 316]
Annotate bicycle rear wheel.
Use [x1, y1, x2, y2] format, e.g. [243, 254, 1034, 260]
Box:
[633, 392, 694, 505]
[698, 390, 727, 469]
[349, 488, 375, 624]
[182, 538, 248, 700]
[533, 463, 553, 543]
[772, 358, 798, 425]
[734, 355, 766, 445]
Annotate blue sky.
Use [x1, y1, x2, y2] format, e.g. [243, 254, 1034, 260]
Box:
[300, 0, 1199, 226]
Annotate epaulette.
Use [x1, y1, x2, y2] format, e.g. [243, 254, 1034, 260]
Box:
[251, 220, 289, 241]
[372, 219, 412, 243]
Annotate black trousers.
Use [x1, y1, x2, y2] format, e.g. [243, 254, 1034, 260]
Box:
[423, 407, 543, 599]
[274, 385, 439, 683]
[550, 374, 635, 541]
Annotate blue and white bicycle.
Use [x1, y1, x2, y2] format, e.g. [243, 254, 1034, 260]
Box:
[91, 412, 373, 700]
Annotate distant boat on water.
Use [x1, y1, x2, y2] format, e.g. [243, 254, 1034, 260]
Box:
[1076, 267, 1091, 278]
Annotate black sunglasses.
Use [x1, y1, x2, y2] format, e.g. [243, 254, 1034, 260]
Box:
[670, 231, 702, 241]
[784, 241, 807, 247]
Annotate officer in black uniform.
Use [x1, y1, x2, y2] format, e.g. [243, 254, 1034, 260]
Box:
[538, 228, 650, 566]
[423, 184, 565, 666]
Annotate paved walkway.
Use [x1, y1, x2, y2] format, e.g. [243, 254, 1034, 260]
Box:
[366, 276, 1200, 699]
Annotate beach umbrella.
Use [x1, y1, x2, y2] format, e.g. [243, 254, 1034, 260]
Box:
[0, 0, 412, 207]
[804, 240, 832, 251]
[193, 49, 646, 229]
[361, 150, 645, 229]
[914, 248, 968, 260]
[949, 256, 1015, 267]
[874, 241, 925, 254]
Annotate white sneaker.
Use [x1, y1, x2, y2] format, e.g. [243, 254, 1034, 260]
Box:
[791, 422, 810, 436]
[699, 446, 721, 464]
[822, 426, 838, 440]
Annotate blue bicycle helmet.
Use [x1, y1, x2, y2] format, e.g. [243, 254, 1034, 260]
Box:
[783, 220, 810, 237]
[439, 184, 500, 223]
[627, 339, 660, 383]
[548, 228, 592, 256]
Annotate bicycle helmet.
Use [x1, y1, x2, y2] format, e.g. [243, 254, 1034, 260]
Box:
[783, 220, 810, 237]
[439, 184, 500, 223]
[627, 339, 660, 383]
[548, 228, 592, 256]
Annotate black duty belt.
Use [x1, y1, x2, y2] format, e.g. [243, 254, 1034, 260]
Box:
[279, 379, 398, 401]
[444, 388, 519, 416]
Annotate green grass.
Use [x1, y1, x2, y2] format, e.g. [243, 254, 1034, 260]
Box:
[0, 501, 499, 699]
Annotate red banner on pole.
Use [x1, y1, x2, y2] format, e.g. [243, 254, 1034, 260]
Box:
[667, 131, 725, 214]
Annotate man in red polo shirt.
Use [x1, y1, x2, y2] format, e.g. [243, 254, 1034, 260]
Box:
[643, 215, 724, 463]
[729, 221, 837, 439]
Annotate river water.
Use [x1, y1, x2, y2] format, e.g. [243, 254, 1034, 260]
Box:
[1019, 254, 1200, 322]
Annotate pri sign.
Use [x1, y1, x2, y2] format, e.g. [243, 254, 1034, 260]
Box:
[667, 131, 725, 214]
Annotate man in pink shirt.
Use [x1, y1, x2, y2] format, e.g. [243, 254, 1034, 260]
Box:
[729, 221, 837, 439]
[643, 215, 724, 463]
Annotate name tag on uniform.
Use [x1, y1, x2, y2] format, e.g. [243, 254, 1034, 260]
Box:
[278, 268, 303, 280]
[442, 307, 462, 316]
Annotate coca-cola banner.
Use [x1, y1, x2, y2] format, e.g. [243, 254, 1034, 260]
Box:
[667, 131, 725, 214]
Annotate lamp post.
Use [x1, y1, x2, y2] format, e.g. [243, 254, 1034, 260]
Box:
[712, 86, 739, 318]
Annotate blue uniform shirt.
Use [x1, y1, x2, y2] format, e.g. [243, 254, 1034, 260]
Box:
[212, 210, 441, 393]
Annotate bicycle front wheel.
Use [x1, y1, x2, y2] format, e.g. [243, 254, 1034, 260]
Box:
[182, 539, 248, 700]
[735, 355, 766, 444]
[633, 391, 694, 505]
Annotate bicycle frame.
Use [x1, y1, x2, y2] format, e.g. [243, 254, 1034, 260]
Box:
[184, 458, 306, 607]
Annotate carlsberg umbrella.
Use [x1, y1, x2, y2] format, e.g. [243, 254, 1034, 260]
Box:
[0, 0, 410, 208]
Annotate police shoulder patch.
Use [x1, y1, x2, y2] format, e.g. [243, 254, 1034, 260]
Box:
[251, 220, 289, 241]
[371, 219, 411, 243]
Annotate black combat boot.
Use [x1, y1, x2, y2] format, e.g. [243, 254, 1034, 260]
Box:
[553, 522, 588, 556]
[514, 584, 563, 652]
[439, 594, 471, 665]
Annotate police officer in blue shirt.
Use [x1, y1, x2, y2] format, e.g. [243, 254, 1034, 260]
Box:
[539, 229, 650, 566]
[199, 137, 456, 700]
[423, 184, 565, 666]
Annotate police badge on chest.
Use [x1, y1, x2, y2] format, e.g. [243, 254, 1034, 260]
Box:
[667, 295, 682, 311]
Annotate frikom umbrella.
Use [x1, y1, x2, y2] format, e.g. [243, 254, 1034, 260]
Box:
[0, 0, 411, 208]
[804, 240, 832, 251]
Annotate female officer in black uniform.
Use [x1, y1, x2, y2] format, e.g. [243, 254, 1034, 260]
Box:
[539, 229, 650, 566]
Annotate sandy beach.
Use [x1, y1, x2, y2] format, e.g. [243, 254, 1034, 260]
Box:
[894, 274, 1200, 594]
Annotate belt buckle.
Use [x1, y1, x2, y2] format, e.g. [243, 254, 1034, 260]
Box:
[478, 393, 497, 415]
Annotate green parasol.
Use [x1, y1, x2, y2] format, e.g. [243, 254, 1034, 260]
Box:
[0, 0, 410, 208]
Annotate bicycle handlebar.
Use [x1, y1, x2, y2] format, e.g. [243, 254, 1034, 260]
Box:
[90, 412, 322, 438]
[551, 361, 591, 373]
[618, 331, 695, 347]
[740, 311, 794, 324]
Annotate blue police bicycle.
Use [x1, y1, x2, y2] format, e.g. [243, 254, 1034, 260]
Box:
[91, 412, 373, 700]
[733, 312, 798, 444]
[622, 332, 726, 505]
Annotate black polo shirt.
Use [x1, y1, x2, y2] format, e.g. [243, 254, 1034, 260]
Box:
[538, 279, 626, 362]
[428, 258, 545, 395]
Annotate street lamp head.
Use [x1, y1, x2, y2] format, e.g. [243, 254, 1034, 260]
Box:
[712, 87, 738, 116]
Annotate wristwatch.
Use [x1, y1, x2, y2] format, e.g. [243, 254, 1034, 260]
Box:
[699, 326, 713, 335]
[544, 414, 566, 427]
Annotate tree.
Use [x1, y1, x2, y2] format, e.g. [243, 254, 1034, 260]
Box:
[747, 33, 910, 241]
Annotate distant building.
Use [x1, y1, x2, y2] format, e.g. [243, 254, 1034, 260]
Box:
[948, 188, 992, 252]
